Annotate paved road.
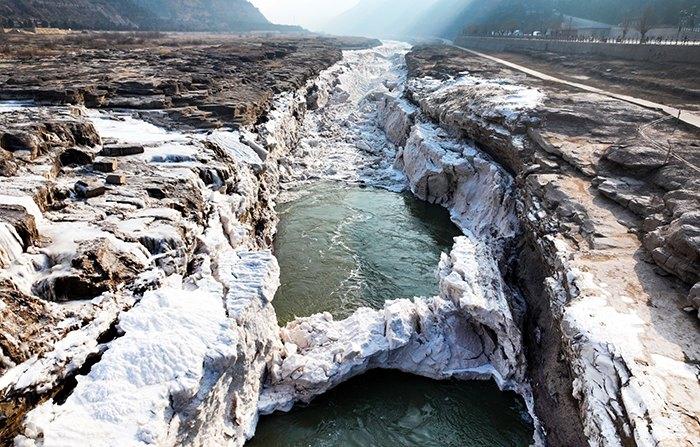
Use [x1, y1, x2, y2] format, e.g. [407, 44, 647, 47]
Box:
[454, 45, 700, 130]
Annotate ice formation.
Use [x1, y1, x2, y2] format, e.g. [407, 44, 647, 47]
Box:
[7, 42, 552, 446]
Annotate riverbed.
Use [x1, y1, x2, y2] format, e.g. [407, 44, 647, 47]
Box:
[250, 370, 533, 447]
[273, 182, 461, 324]
[248, 41, 534, 446]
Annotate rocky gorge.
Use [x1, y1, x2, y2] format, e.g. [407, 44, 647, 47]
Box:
[0, 35, 697, 447]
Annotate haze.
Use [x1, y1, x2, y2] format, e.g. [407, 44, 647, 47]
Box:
[250, 0, 360, 28]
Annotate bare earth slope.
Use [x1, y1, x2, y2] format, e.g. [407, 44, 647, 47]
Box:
[483, 50, 700, 112]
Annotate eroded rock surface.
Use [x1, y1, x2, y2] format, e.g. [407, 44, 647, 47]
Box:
[403, 44, 699, 447]
[0, 36, 349, 446]
[0, 34, 379, 130]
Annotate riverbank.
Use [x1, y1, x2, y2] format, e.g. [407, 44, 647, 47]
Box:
[0, 36, 697, 447]
[402, 44, 699, 446]
[0, 35, 361, 445]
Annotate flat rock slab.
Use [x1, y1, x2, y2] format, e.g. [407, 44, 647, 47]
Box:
[99, 145, 144, 157]
[74, 180, 106, 199]
[106, 174, 126, 185]
[92, 160, 117, 172]
[0, 34, 351, 129]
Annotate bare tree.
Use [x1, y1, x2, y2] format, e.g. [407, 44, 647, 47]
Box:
[636, 5, 656, 43]
[679, 6, 699, 36]
[621, 15, 631, 40]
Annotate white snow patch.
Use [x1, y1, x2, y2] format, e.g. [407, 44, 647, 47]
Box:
[409, 74, 545, 124]
[86, 111, 188, 145]
[17, 276, 234, 447]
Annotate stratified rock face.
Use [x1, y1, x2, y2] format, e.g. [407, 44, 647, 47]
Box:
[403, 44, 700, 447]
[0, 109, 101, 160]
[1, 36, 344, 130]
[0, 36, 344, 445]
[0, 101, 291, 445]
[0, 0, 295, 32]
[643, 201, 700, 285]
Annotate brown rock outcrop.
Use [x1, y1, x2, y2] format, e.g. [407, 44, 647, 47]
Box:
[32, 238, 146, 302]
[0, 204, 38, 249]
[404, 44, 700, 447]
[0, 34, 353, 130]
[0, 111, 101, 159]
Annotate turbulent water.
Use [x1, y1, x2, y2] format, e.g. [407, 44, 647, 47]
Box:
[273, 182, 461, 324]
[279, 41, 410, 191]
[249, 370, 534, 447]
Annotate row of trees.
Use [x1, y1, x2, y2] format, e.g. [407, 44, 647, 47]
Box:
[0, 16, 140, 31]
[461, 0, 698, 42]
[1, 18, 46, 29]
[621, 5, 697, 41]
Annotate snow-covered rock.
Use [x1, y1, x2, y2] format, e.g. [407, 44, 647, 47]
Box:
[4, 56, 318, 445]
[260, 238, 534, 421]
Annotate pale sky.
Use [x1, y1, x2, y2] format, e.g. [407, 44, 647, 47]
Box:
[250, 0, 361, 29]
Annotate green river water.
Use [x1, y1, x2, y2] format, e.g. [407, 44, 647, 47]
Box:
[273, 183, 461, 324]
[249, 182, 534, 446]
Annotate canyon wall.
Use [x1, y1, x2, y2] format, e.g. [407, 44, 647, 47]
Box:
[2, 40, 697, 447]
[398, 44, 699, 447]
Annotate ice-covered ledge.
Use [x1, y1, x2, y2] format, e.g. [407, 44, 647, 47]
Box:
[255, 43, 543, 444]
[259, 237, 532, 416]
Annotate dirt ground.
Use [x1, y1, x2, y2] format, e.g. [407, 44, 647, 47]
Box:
[487, 50, 700, 112]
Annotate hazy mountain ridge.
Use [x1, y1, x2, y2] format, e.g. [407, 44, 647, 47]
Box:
[321, 0, 439, 38]
[323, 0, 700, 39]
[0, 0, 302, 32]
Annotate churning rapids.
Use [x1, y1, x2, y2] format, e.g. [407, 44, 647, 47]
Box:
[250, 43, 535, 446]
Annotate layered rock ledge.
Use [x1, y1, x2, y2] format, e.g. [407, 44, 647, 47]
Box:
[0, 34, 380, 130]
[398, 44, 699, 447]
[0, 37, 697, 447]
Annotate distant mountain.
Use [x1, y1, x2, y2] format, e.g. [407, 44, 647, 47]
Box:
[407, 0, 475, 37]
[320, 0, 440, 38]
[0, 0, 302, 32]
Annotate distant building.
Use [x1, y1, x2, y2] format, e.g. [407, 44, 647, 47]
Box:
[547, 15, 700, 41]
[558, 15, 612, 38]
